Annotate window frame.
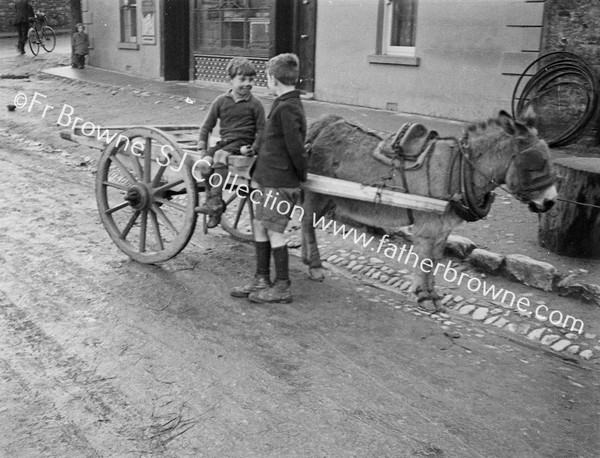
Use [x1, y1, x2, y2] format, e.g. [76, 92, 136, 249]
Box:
[119, 0, 138, 45]
[368, 0, 419, 66]
[382, 0, 417, 57]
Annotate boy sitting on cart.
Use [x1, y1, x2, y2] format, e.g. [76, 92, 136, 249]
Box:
[197, 57, 266, 228]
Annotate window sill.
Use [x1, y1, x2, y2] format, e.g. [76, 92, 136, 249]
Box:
[117, 42, 139, 50]
[367, 54, 420, 66]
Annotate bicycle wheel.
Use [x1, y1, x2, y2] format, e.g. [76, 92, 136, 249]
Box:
[28, 27, 39, 56]
[41, 26, 56, 52]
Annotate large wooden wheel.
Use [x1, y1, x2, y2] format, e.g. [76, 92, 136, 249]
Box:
[96, 127, 198, 263]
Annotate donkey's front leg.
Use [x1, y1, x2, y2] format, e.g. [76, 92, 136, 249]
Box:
[410, 235, 440, 313]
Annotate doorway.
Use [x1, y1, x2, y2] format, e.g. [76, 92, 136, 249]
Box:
[273, 0, 317, 93]
[163, 0, 190, 81]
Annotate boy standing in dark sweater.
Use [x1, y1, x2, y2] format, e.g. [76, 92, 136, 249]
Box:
[231, 53, 308, 304]
[197, 58, 266, 228]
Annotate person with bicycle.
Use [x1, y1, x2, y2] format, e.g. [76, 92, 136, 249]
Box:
[14, 0, 34, 55]
[72, 23, 90, 69]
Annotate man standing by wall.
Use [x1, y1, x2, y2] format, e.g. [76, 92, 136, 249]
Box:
[14, 0, 34, 55]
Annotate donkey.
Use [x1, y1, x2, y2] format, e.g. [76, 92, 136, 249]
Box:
[300, 110, 557, 312]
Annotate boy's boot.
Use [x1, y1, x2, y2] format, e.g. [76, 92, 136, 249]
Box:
[230, 275, 271, 298]
[249, 246, 292, 303]
[197, 164, 227, 228]
[231, 241, 272, 297]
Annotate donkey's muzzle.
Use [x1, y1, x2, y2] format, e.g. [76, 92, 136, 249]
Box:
[528, 199, 555, 213]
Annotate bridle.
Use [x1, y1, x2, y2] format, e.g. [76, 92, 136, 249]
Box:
[451, 138, 556, 221]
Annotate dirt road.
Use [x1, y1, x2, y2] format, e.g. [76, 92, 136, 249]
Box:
[1, 45, 599, 457]
[0, 119, 598, 458]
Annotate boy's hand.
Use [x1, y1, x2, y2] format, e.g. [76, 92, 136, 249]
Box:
[240, 145, 254, 156]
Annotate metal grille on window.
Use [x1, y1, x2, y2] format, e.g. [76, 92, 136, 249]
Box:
[193, 0, 270, 58]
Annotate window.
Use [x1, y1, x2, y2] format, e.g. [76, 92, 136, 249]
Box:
[384, 0, 417, 57]
[193, 0, 271, 58]
[369, 0, 418, 66]
[120, 0, 137, 43]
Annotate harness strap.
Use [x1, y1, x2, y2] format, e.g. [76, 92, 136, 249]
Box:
[449, 140, 494, 222]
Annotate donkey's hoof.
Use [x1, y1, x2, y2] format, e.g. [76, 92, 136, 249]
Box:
[308, 267, 326, 282]
[416, 299, 438, 314]
[432, 303, 447, 314]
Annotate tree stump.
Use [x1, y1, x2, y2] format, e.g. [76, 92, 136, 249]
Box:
[539, 157, 600, 258]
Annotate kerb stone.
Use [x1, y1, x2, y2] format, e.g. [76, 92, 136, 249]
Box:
[445, 235, 476, 259]
[505, 254, 558, 291]
[550, 339, 573, 352]
[468, 249, 505, 273]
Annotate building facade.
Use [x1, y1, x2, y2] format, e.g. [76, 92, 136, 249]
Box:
[83, 0, 316, 91]
[81, 1, 575, 121]
[314, 0, 546, 120]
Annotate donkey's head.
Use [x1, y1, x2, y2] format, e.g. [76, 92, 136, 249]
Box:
[497, 110, 557, 213]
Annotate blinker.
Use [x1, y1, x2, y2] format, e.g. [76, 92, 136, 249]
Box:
[513, 146, 557, 193]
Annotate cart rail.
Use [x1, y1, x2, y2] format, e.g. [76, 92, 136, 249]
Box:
[62, 125, 450, 214]
[60, 124, 450, 263]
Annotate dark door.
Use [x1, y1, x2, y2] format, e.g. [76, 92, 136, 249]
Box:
[293, 0, 316, 93]
[163, 0, 189, 80]
[272, 0, 316, 93]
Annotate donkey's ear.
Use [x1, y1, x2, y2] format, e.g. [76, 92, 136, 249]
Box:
[519, 105, 537, 129]
[498, 110, 516, 135]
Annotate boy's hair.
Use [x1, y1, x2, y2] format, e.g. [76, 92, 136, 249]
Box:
[266, 53, 299, 86]
[75, 23, 85, 31]
[226, 57, 257, 79]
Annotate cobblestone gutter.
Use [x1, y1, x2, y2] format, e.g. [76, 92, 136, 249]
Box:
[306, 242, 599, 363]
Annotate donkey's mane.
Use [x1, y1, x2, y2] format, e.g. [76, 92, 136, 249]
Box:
[464, 116, 505, 139]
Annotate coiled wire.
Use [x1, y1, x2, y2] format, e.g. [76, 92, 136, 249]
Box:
[511, 52, 599, 148]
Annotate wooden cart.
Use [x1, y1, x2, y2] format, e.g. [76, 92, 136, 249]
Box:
[61, 125, 449, 264]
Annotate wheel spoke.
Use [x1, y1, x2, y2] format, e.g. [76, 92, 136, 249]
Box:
[139, 210, 147, 253]
[151, 164, 167, 188]
[103, 180, 129, 191]
[154, 197, 187, 212]
[247, 197, 255, 219]
[120, 210, 140, 240]
[154, 179, 184, 193]
[148, 209, 164, 251]
[130, 155, 144, 181]
[232, 197, 247, 228]
[120, 144, 143, 181]
[105, 201, 130, 215]
[144, 138, 152, 183]
[224, 193, 238, 206]
[110, 155, 138, 184]
[152, 204, 178, 236]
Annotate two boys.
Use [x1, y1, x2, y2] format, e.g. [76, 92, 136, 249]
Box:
[199, 54, 307, 304]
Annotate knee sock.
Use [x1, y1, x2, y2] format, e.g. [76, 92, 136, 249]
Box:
[272, 246, 289, 282]
[255, 241, 271, 278]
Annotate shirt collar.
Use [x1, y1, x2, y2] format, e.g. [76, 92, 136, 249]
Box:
[275, 90, 301, 102]
[227, 88, 252, 103]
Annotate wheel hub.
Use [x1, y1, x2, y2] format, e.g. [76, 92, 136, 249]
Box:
[124, 184, 151, 210]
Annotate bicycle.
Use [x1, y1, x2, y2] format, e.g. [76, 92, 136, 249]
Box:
[27, 12, 56, 56]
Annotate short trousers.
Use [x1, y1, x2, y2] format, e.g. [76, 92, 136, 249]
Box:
[204, 138, 250, 158]
[254, 186, 302, 233]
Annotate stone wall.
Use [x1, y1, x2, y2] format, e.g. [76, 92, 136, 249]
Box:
[541, 0, 600, 148]
[542, 0, 600, 64]
[1, 1, 71, 34]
